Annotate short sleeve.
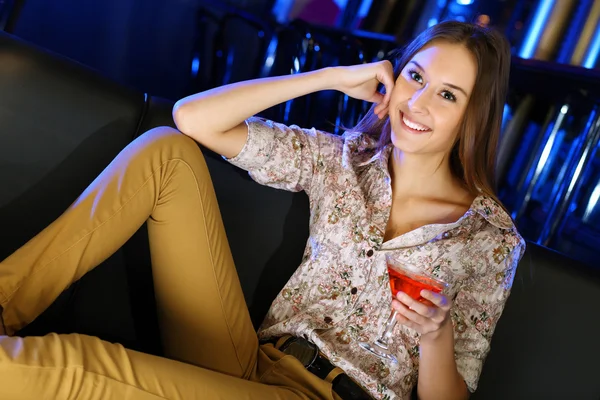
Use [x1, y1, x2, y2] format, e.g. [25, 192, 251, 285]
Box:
[224, 116, 342, 193]
[451, 231, 526, 392]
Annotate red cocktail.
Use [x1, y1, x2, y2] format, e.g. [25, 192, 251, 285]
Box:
[359, 254, 448, 363]
[387, 265, 446, 307]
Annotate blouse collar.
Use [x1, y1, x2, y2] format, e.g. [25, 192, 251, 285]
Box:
[342, 132, 516, 233]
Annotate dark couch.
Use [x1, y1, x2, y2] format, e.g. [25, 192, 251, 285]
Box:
[1, 31, 599, 400]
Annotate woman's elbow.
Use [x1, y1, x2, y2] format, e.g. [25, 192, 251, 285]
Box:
[172, 100, 192, 135]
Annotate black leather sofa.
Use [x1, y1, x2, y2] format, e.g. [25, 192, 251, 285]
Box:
[1, 31, 599, 400]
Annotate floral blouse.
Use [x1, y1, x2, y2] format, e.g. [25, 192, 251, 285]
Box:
[226, 117, 526, 400]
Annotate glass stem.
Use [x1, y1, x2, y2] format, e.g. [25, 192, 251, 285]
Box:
[374, 309, 398, 350]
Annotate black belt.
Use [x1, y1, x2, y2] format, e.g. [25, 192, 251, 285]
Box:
[262, 336, 374, 400]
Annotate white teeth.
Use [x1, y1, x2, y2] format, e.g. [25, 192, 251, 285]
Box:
[402, 114, 430, 131]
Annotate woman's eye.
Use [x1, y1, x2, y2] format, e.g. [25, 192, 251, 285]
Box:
[410, 70, 423, 84]
[442, 91, 456, 102]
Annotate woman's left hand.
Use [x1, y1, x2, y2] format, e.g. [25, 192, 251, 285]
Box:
[392, 290, 452, 340]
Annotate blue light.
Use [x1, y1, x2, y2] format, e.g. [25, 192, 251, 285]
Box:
[427, 18, 438, 27]
[272, 0, 295, 23]
[501, 103, 512, 132]
[583, 23, 600, 68]
[457, 0, 474, 5]
[583, 178, 600, 222]
[191, 57, 199, 75]
[519, 0, 555, 59]
[537, 105, 568, 171]
[537, 132, 556, 172]
[359, 0, 374, 17]
[260, 35, 279, 76]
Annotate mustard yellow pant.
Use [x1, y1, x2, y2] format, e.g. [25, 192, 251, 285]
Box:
[0, 127, 337, 400]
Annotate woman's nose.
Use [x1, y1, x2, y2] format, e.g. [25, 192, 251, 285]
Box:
[407, 87, 429, 114]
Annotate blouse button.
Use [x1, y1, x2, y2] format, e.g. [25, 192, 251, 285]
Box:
[366, 249, 374, 257]
[351, 287, 358, 295]
[324, 316, 333, 324]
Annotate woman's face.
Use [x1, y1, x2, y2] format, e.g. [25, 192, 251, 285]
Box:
[388, 41, 477, 156]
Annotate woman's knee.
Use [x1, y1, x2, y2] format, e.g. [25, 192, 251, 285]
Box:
[143, 126, 194, 145]
[139, 126, 203, 157]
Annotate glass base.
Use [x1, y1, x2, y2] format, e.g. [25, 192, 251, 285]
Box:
[358, 340, 398, 364]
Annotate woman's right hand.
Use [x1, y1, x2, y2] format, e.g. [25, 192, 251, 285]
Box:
[332, 60, 396, 119]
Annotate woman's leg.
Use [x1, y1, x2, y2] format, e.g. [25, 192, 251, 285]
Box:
[0, 333, 334, 400]
[0, 127, 256, 378]
[0, 127, 336, 399]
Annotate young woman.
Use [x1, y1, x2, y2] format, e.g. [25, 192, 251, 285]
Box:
[0, 21, 524, 400]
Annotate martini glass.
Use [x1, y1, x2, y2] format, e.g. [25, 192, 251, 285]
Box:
[358, 254, 448, 363]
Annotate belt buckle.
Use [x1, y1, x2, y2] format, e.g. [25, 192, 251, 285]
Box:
[279, 337, 319, 368]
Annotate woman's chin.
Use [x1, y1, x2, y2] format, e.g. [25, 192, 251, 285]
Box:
[390, 129, 422, 154]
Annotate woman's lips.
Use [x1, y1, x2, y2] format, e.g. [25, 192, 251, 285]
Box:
[400, 112, 432, 134]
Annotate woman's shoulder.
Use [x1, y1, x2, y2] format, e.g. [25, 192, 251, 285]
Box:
[340, 130, 382, 167]
[246, 116, 348, 157]
[341, 129, 378, 151]
[472, 195, 515, 230]
[249, 119, 378, 160]
[471, 195, 526, 253]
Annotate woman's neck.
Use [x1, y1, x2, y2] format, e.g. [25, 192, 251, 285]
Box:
[388, 147, 458, 199]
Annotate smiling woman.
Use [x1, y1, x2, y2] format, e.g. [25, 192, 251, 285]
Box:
[171, 20, 523, 400]
[351, 22, 512, 212]
[391, 43, 477, 156]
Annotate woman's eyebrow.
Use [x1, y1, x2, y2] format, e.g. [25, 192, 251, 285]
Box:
[408, 60, 468, 96]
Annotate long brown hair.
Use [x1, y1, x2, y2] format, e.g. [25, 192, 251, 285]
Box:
[352, 21, 511, 203]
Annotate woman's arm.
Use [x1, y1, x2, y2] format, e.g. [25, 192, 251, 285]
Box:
[395, 232, 525, 399]
[173, 61, 395, 158]
[418, 322, 469, 400]
[392, 291, 469, 400]
[173, 69, 333, 158]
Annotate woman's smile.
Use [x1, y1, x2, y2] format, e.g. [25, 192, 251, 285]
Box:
[400, 111, 432, 134]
